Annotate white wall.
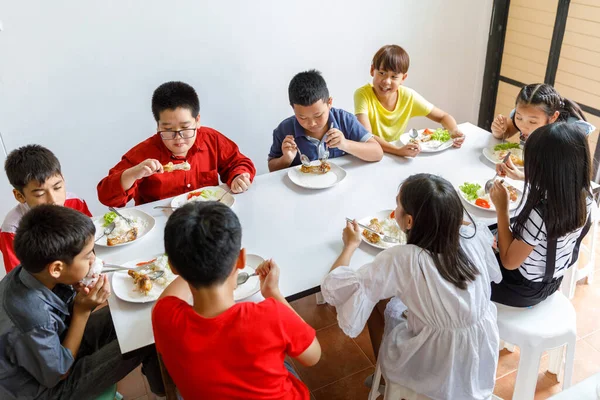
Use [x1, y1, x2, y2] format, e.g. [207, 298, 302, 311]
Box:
[0, 0, 493, 219]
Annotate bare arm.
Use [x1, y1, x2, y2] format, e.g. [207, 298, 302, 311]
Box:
[356, 113, 419, 157]
[427, 107, 459, 132]
[341, 137, 383, 162]
[268, 156, 293, 172]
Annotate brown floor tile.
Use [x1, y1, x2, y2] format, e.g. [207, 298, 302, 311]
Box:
[583, 330, 600, 351]
[291, 294, 338, 331]
[312, 366, 375, 400]
[131, 396, 148, 400]
[292, 324, 372, 391]
[353, 325, 376, 365]
[493, 369, 559, 400]
[496, 348, 521, 379]
[572, 278, 600, 337]
[117, 366, 147, 400]
[543, 339, 600, 385]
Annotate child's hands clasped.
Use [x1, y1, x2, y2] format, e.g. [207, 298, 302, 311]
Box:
[74, 274, 111, 313]
[231, 173, 252, 193]
[343, 220, 362, 250]
[496, 157, 524, 181]
[132, 159, 164, 180]
[256, 259, 282, 299]
[489, 180, 509, 212]
[491, 114, 508, 138]
[325, 128, 347, 151]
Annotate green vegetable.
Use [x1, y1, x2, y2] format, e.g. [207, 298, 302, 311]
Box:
[103, 211, 117, 227]
[493, 142, 521, 151]
[200, 189, 217, 199]
[430, 128, 451, 142]
[459, 182, 481, 201]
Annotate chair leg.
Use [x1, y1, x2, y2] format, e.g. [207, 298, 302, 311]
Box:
[547, 346, 564, 381]
[562, 340, 576, 390]
[369, 362, 383, 400]
[513, 348, 542, 400]
[315, 292, 326, 305]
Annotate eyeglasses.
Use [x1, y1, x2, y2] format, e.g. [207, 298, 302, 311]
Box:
[158, 129, 196, 140]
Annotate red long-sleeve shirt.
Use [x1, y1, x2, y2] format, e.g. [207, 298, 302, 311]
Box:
[97, 127, 256, 207]
[0, 194, 92, 273]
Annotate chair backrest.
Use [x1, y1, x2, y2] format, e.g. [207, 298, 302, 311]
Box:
[158, 353, 179, 400]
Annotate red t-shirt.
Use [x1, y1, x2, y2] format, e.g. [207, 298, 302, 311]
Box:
[96, 127, 256, 207]
[152, 297, 315, 400]
[0, 194, 92, 273]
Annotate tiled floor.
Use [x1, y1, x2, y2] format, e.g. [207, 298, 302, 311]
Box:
[118, 238, 600, 400]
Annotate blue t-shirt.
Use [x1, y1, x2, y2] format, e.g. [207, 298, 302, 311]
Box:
[268, 108, 372, 166]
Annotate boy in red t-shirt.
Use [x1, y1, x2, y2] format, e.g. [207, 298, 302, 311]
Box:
[152, 202, 321, 400]
[0, 145, 92, 273]
[97, 81, 256, 207]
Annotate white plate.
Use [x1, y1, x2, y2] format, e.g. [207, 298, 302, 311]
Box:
[482, 146, 524, 170]
[396, 129, 453, 153]
[357, 209, 406, 250]
[111, 254, 264, 303]
[93, 209, 156, 247]
[234, 254, 264, 301]
[111, 255, 175, 303]
[170, 186, 235, 208]
[457, 182, 522, 212]
[287, 161, 347, 189]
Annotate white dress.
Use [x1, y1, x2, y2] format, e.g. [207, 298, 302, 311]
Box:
[321, 224, 502, 400]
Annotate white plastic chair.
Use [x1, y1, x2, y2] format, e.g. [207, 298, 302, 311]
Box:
[495, 292, 577, 400]
[368, 361, 429, 400]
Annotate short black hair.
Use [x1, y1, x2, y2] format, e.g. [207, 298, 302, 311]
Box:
[164, 202, 242, 288]
[288, 69, 329, 107]
[151, 81, 200, 122]
[5, 145, 62, 192]
[14, 205, 96, 274]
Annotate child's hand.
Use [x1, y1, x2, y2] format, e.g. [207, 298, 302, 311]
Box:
[132, 159, 163, 180]
[73, 275, 111, 313]
[451, 129, 465, 148]
[489, 180, 509, 212]
[281, 135, 298, 163]
[491, 115, 507, 138]
[256, 259, 282, 299]
[397, 143, 421, 157]
[325, 129, 347, 151]
[343, 220, 362, 250]
[496, 157, 524, 181]
[231, 173, 252, 193]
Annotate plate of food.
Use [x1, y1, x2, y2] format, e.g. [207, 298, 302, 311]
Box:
[457, 181, 521, 212]
[397, 128, 453, 153]
[234, 254, 265, 301]
[482, 142, 524, 169]
[357, 210, 407, 250]
[111, 255, 177, 303]
[170, 186, 235, 208]
[93, 209, 155, 247]
[287, 160, 347, 189]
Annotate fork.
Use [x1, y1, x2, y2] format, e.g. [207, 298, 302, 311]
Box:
[108, 207, 134, 225]
[345, 218, 399, 244]
[484, 151, 512, 194]
[217, 188, 232, 203]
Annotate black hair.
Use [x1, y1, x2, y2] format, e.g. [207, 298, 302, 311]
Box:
[513, 123, 591, 240]
[515, 83, 586, 123]
[151, 81, 200, 122]
[164, 201, 242, 288]
[398, 174, 479, 290]
[5, 144, 62, 192]
[14, 205, 96, 274]
[288, 69, 330, 107]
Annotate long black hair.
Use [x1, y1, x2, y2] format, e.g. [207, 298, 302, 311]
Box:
[515, 83, 586, 122]
[513, 123, 591, 240]
[398, 174, 479, 290]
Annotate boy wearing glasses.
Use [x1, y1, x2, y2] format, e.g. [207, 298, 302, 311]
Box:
[97, 81, 256, 207]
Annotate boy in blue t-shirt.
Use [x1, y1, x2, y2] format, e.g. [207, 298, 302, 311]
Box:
[268, 69, 383, 172]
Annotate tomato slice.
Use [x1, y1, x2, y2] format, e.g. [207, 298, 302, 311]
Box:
[136, 258, 157, 267]
[389, 210, 395, 219]
[475, 198, 491, 209]
[187, 190, 203, 200]
[423, 128, 433, 135]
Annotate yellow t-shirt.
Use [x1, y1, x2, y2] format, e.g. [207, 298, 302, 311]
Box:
[354, 83, 434, 142]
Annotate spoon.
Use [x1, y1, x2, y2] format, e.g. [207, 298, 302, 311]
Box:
[485, 151, 511, 194]
[409, 128, 419, 141]
[297, 147, 311, 167]
[236, 272, 258, 286]
[217, 188, 232, 203]
[95, 222, 115, 242]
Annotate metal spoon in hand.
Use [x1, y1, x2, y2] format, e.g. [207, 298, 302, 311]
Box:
[236, 272, 258, 286]
[485, 151, 511, 193]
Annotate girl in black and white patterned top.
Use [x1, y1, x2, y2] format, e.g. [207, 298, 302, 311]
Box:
[489, 122, 593, 307]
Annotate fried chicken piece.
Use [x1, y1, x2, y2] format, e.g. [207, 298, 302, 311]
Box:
[362, 218, 383, 244]
[300, 161, 331, 174]
[163, 161, 191, 172]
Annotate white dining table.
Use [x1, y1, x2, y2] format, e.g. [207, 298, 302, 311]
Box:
[99, 122, 517, 354]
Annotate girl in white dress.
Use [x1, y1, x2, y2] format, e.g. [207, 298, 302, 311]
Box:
[321, 173, 502, 400]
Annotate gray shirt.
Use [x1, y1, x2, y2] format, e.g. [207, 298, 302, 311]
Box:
[0, 267, 76, 399]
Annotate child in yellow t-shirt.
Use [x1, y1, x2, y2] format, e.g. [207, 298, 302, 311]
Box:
[354, 45, 464, 157]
